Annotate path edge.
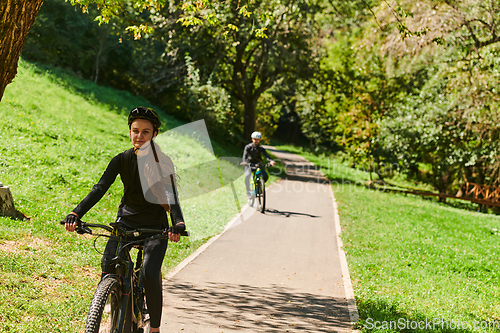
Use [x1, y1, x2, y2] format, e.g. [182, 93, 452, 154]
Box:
[330, 185, 360, 327]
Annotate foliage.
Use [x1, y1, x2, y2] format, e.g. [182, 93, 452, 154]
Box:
[379, 0, 500, 190]
[176, 0, 268, 38]
[23, 0, 122, 83]
[183, 53, 239, 141]
[254, 90, 283, 141]
[24, 0, 325, 146]
[186, 0, 325, 140]
[309, 0, 500, 191]
[21, 0, 500, 191]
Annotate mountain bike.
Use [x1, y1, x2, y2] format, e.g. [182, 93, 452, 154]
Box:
[60, 220, 188, 333]
[246, 163, 269, 213]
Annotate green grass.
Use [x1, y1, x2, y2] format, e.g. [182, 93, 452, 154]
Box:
[0, 59, 257, 332]
[277, 146, 500, 333]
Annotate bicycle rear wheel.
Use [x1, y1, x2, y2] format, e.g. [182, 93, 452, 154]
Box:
[85, 277, 121, 333]
[258, 178, 266, 213]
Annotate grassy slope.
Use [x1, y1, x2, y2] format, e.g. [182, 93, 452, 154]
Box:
[0, 60, 256, 332]
[276, 145, 500, 332]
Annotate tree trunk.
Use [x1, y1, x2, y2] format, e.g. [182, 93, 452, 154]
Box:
[0, 185, 16, 218]
[243, 98, 256, 141]
[0, 0, 44, 101]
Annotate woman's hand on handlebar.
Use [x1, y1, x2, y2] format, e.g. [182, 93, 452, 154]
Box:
[167, 222, 185, 243]
[64, 213, 79, 232]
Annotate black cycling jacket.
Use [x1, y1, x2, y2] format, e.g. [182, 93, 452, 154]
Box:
[73, 148, 184, 229]
[242, 143, 274, 164]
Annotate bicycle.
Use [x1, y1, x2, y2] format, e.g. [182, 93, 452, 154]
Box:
[245, 163, 269, 213]
[60, 220, 188, 333]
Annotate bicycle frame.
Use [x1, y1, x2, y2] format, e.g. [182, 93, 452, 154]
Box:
[253, 166, 263, 188]
[62, 221, 181, 333]
[103, 235, 136, 332]
[101, 226, 169, 333]
[248, 163, 269, 193]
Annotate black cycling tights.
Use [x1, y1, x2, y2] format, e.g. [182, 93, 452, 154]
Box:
[101, 236, 168, 329]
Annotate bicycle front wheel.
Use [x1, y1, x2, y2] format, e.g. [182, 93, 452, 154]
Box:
[85, 277, 122, 333]
[258, 178, 266, 213]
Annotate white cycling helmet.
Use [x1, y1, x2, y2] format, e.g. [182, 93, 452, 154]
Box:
[251, 131, 262, 139]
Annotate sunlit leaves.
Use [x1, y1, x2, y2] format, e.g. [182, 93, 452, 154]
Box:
[175, 0, 269, 39]
[177, 16, 203, 27]
[125, 24, 153, 40]
[238, 5, 252, 18]
[227, 24, 238, 31]
[254, 27, 268, 38]
[65, 0, 273, 41]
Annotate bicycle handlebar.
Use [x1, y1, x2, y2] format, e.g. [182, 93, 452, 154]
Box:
[60, 220, 190, 237]
[240, 162, 271, 168]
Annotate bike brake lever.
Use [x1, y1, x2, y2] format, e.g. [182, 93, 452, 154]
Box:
[77, 225, 92, 235]
[60, 219, 92, 235]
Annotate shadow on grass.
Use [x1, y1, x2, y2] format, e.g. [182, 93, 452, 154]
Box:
[357, 298, 494, 333]
[25, 60, 184, 129]
[166, 281, 352, 332]
[265, 146, 303, 155]
[325, 175, 368, 186]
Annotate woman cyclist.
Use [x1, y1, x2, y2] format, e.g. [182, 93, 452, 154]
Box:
[63, 107, 185, 333]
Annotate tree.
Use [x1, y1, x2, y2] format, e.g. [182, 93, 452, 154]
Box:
[189, 0, 323, 141]
[0, 0, 147, 101]
[0, 0, 44, 100]
[0, 0, 264, 102]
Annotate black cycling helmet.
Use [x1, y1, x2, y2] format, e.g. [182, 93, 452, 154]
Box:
[128, 107, 161, 132]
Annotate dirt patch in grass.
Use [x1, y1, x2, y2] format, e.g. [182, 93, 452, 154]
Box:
[35, 275, 63, 297]
[0, 236, 52, 253]
[76, 265, 99, 279]
[0, 240, 19, 253]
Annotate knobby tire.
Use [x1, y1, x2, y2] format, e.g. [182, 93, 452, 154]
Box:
[85, 277, 121, 333]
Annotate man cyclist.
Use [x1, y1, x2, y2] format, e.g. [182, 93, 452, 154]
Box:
[242, 131, 276, 204]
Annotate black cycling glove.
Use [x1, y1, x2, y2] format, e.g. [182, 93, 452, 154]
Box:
[168, 223, 185, 235]
[64, 213, 79, 224]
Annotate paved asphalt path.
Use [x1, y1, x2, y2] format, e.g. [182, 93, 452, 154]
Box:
[160, 147, 355, 332]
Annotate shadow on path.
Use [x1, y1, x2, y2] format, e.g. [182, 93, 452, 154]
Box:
[265, 208, 321, 219]
[284, 174, 331, 183]
[166, 281, 351, 332]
